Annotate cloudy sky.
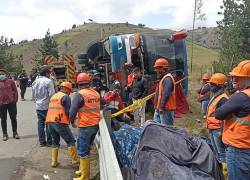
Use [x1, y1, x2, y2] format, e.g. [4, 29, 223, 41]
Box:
[0, 0, 223, 42]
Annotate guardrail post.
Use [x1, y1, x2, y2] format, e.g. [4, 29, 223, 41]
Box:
[103, 109, 112, 133]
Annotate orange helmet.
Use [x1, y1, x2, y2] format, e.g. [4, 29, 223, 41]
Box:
[202, 73, 210, 80]
[60, 81, 73, 92]
[229, 60, 250, 77]
[77, 73, 91, 84]
[208, 73, 227, 85]
[154, 58, 169, 68]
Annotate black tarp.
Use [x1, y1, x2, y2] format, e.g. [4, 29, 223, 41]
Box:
[123, 123, 224, 180]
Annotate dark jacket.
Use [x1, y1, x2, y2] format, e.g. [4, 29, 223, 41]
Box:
[18, 73, 29, 87]
[0, 78, 18, 105]
[131, 76, 148, 100]
[215, 90, 250, 120]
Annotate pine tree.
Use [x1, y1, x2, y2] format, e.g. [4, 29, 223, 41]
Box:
[240, 0, 250, 58]
[213, 0, 245, 74]
[0, 36, 22, 74]
[39, 29, 59, 59]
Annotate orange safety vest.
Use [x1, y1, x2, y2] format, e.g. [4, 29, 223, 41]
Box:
[206, 92, 228, 129]
[156, 73, 176, 110]
[222, 88, 250, 149]
[127, 73, 134, 87]
[46, 92, 69, 124]
[197, 83, 210, 102]
[77, 88, 100, 127]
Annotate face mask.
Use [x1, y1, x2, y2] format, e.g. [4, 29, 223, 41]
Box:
[0, 75, 6, 81]
[210, 84, 222, 93]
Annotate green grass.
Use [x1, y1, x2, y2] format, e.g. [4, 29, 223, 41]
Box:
[54, 30, 82, 44]
[12, 43, 32, 55]
[175, 41, 219, 135]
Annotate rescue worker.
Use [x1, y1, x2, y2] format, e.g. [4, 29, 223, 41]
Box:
[70, 73, 101, 180]
[45, 81, 78, 168]
[205, 73, 228, 165]
[197, 73, 211, 118]
[89, 70, 103, 93]
[215, 60, 250, 180]
[153, 58, 176, 125]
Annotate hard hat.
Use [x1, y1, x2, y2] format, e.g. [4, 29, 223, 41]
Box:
[154, 58, 169, 68]
[113, 83, 121, 90]
[77, 73, 91, 84]
[202, 73, 210, 80]
[60, 81, 73, 92]
[229, 60, 250, 77]
[208, 73, 227, 85]
[88, 70, 100, 76]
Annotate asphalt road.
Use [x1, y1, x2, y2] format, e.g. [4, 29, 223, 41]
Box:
[0, 88, 38, 180]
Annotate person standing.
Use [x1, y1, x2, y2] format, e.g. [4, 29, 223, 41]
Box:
[197, 73, 211, 118]
[32, 66, 55, 146]
[153, 58, 176, 126]
[0, 69, 20, 141]
[46, 81, 78, 167]
[129, 67, 148, 126]
[18, 69, 29, 101]
[70, 73, 101, 180]
[215, 60, 250, 180]
[205, 73, 228, 170]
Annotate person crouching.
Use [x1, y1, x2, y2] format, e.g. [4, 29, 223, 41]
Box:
[45, 81, 78, 167]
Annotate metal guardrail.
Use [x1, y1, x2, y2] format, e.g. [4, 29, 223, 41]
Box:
[94, 111, 123, 180]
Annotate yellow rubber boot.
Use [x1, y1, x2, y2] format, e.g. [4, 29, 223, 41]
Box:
[51, 148, 60, 168]
[68, 146, 79, 165]
[73, 158, 90, 180]
[222, 162, 228, 179]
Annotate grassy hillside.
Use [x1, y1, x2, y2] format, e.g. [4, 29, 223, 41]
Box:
[11, 23, 156, 71]
[11, 22, 221, 135]
[187, 27, 220, 50]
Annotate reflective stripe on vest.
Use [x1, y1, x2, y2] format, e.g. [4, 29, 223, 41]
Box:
[156, 73, 176, 110]
[45, 92, 69, 124]
[206, 92, 228, 129]
[229, 118, 250, 126]
[78, 88, 101, 127]
[79, 107, 100, 112]
[222, 88, 250, 149]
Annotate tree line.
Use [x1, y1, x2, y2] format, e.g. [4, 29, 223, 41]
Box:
[0, 36, 23, 76]
[213, 0, 250, 73]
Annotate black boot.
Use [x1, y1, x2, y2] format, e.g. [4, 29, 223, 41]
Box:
[3, 134, 8, 141]
[13, 132, 20, 139]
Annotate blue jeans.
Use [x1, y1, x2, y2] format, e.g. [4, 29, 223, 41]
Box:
[48, 123, 76, 148]
[226, 146, 250, 180]
[201, 99, 209, 116]
[77, 125, 99, 157]
[153, 110, 175, 125]
[209, 129, 226, 163]
[36, 110, 52, 145]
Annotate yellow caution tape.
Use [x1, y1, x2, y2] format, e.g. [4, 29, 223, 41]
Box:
[111, 93, 155, 118]
[110, 76, 188, 118]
